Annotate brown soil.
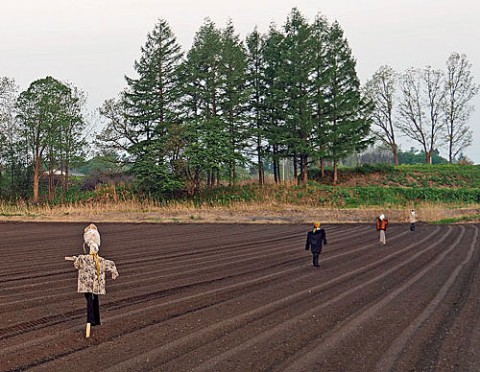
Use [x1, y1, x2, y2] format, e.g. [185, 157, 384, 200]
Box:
[1, 222, 480, 371]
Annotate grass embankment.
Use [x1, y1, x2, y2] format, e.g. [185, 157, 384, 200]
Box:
[0, 164, 479, 223]
[196, 164, 479, 212]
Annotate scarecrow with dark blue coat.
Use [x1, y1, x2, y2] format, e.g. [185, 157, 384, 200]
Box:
[305, 222, 327, 267]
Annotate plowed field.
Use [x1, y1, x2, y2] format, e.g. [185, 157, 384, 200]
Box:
[1, 222, 480, 371]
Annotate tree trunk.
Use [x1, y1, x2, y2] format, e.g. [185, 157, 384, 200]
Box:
[333, 160, 338, 185]
[448, 131, 454, 163]
[293, 156, 298, 184]
[258, 159, 264, 186]
[257, 140, 264, 185]
[300, 155, 308, 184]
[426, 151, 432, 164]
[391, 143, 399, 165]
[273, 158, 279, 183]
[48, 156, 55, 201]
[232, 161, 236, 185]
[273, 146, 280, 184]
[33, 158, 41, 203]
[64, 160, 70, 194]
[194, 170, 201, 195]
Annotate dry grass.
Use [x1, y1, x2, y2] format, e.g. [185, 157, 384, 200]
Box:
[0, 199, 478, 224]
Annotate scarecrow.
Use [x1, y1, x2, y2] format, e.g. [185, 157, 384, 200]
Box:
[65, 223, 119, 338]
[409, 209, 416, 231]
[376, 214, 389, 245]
[305, 221, 328, 267]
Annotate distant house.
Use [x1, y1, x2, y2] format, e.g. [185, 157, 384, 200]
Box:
[42, 169, 65, 177]
[42, 169, 85, 177]
[40, 169, 85, 189]
[70, 170, 85, 177]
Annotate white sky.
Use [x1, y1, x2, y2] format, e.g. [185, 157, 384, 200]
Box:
[2, 0, 480, 163]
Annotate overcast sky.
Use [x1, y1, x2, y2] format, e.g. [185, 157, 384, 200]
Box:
[2, 0, 479, 163]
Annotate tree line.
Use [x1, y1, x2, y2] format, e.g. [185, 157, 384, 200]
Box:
[0, 8, 477, 202]
[98, 9, 372, 195]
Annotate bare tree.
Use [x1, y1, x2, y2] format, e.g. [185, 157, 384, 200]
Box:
[365, 66, 399, 164]
[0, 77, 18, 144]
[0, 77, 19, 181]
[97, 95, 138, 158]
[397, 67, 445, 164]
[443, 52, 479, 163]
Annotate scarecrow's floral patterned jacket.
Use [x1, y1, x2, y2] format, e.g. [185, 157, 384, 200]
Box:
[73, 255, 119, 294]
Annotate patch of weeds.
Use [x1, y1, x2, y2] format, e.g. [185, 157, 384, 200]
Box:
[432, 214, 480, 224]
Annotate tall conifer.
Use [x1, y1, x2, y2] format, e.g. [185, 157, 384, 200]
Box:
[322, 22, 372, 183]
[282, 8, 315, 184]
[245, 28, 266, 185]
[123, 19, 184, 193]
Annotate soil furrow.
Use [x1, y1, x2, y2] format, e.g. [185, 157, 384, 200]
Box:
[1, 223, 479, 372]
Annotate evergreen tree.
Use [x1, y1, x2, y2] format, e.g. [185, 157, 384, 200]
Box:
[178, 19, 227, 192]
[310, 14, 331, 178]
[262, 24, 287, 183]
[245, 28, 267, 185]
[282, 8, 315, 184]
[218, 20, 250, 184]
[125, 18, 183, 138]
[123, 19, 184, 194]
[322, 22, 372, 184]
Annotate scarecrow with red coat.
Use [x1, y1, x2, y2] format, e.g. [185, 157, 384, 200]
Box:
[376, 214, 389, 245]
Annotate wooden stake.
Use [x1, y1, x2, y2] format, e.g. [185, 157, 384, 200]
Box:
[86, 323, 91, 338]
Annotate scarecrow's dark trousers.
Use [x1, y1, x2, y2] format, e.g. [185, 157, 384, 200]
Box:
[312, 252, 320, 267]
[85, 293, 101, 326]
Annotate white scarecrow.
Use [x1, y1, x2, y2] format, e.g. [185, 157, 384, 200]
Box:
[66, 223, 118, 338]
